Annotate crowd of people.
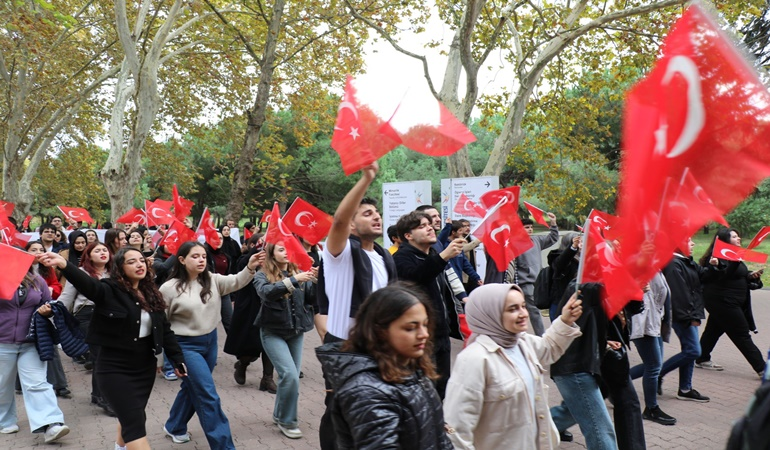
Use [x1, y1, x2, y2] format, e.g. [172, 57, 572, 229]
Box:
[1, 165, 769, 449]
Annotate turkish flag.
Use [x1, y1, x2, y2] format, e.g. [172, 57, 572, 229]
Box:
[581, 223, 644, 318]
[283, 198, 333, 246]
[713, 238, 769, 264]
[0, 211, 30, 247]
[264, 203, 313, 271]
[0, 201, 14, 217]
[479, 186, 520, 211]
[159, 219, 197, 255]
[747, 226, 770, 250]
[145, 200, 175, 226]
[616, 5, 770, 287]
[260, 210, 271, 225]
[331, 76, 402, 176]
[115, 208, 147, 225]
[195, 208, 221, 249]
[453, 193, 487, 218]
[586, 209, 620, 240]
[523, 202, 549, 227]
[21, 215, 31, 230]
[58, 206, 94, 224]
[243, 227, 253, 241]
[172, 185, 194, 220]
[471, 202, 532, 271]
[0, 243, 35, 300]
[386, 95, 476, 156]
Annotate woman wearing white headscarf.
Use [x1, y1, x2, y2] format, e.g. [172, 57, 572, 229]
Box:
[443, 284, 583, 450]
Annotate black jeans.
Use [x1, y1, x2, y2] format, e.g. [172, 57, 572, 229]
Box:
[432, 335, 451, 400]
[605, 374, 646, 450]
[319, 333, 344, 450]
[699, 299, 765, 373]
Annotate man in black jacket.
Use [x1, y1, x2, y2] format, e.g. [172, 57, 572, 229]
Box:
[393, 211, 464, 399]
[659, 237, 712, 402]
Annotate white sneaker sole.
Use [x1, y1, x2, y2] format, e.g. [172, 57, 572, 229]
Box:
[0, 425, 19, 434]
[164, 426, 191, 443]
[44, 426, 70, 443]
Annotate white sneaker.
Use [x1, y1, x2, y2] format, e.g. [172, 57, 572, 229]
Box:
[695, 360, 724, 371]
[0, 424, 19, 434]
[115, 443, 127, 450]
[164, 426, 191, 443]
[44, 423, 70, 443]
[277, 423, 303, 439]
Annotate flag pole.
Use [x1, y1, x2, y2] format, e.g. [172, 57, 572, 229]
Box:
[575, 216, 593, 291]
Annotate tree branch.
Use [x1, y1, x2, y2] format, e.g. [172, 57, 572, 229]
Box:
[202, 0, 263, 65]
[114, 0, 141, 77]
[159, 40, 205, 65]
[344, 0, 439, 98]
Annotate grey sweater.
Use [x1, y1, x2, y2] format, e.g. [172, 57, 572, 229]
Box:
[506, 225, 559, 285]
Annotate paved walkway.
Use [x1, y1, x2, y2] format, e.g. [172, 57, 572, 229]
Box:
[5, 291, 769, 449]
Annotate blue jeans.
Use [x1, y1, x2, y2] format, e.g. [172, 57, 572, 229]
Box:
[630, 336, 663, 409]
[165, 330, 235, 450]
[260, 329, 304, 428]
[551, 373, 618, 450]
[660, 321, 701, 391]
[0, 343, 64, 432]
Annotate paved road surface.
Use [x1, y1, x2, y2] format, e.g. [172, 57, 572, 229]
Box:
[5, 290, 768, 449]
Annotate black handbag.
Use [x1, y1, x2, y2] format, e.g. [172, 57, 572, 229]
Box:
[600, 321, 630, 383]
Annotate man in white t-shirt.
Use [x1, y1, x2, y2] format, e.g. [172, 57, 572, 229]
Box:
[315, 162, 397, 450]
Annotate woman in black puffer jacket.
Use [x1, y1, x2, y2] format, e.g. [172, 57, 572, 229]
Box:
[316, 283, 452, 450]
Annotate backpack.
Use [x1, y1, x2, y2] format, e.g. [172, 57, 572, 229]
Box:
[533, 265, 555, 309]
[727, 381, 770, 450]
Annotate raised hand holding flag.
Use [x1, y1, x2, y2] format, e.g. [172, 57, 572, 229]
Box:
[523, 202, 549, 227]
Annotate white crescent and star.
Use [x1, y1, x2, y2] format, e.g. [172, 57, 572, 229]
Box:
[338, 100, 359, 120]
[656, 56, 706, 159]
[463, 200, 473, 212]
[693, 186, 712, 204]
[719, 248, 741, 260]
[151, 207, 168, 219]
[295, 211, 315, 228]
[277, 218, 293, 237]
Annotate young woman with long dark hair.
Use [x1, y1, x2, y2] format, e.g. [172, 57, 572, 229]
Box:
[160, 241, 262, 449]
[58, 242, 115, 416]
[104, 228, 127, 256]
[41, 248, 186, 450]
[316, 283, 452, 449]
[696, 228, 767, 377]
[254, 242, 317, 439]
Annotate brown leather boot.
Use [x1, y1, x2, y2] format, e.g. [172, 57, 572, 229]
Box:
[259, 376, 277, 394]
[234, 360, 249, 385]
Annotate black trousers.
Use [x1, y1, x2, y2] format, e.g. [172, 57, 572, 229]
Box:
[319, 333, 344, 450]
[432, 335, 451, 400]
[698, 298, 765, 373]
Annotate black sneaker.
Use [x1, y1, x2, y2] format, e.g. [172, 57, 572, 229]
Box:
[677, 389, 710, 402]
[559, 430, 573, 442]
[643, 406, 676, 425]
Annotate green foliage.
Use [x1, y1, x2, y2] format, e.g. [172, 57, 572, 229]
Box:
[726, 180, 770, 237]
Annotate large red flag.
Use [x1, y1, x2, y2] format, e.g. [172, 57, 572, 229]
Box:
[386, 96, 476, 156]
[115, 208, 147, 225]
[581, 223, 644, 318]
[453, 193, 487, 218]
[159, 219, 197, 255]
[283, 198, 333, 246]
[0, 201, 15, 217]
[172, 185, 194, 220]
[479, 186, 520, 211]
[58, 206, 94, 224]
[713, 238, 769, 264]
[0, 243, 35, 300]
[145, 200, 175, 226]
[264, 203, 313, 271]
[331, 76, 402, 176]
[747, 226, 770, 250]
[195, 208, 221, 249]
[616, 4, 770, 287]
[523, 201, 549, 227]
[0, 211, 30, 247]
[471, 202, 532, 271]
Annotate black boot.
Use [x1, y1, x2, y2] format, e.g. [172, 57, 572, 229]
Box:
[234, 359, 249, 386]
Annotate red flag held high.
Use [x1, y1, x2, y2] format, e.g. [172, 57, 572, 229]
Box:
[747, 226, 770, 250]
[713, 238, 769, 264]
[581, 223, 644, 318]
[260, 210, 271, 224]
[264, 203, 313, 271]
[58, 206, 94, 224]
[523, 202, 549, 227]
[22, 215, 31, 230]
[471, 202, 532, 271]
[244, 227, 253, 241]
[479, 186, 520, 211]
[196, 208, 221, 249]
[159, 219, 197, 255]
[0, 211, 30, 247]
[0, 243, 35, 300]
[387, 95, 475, 156]
[453, 193, 487, 219]
[283, 198, 333, 246]
[145, 200, 175, 226]
[116, 208, 147, 225]
[617, 5, 770, 287]
[331, 76, 402, 176]
[173, 185, 194, 220]
[0, 201, 14, 217]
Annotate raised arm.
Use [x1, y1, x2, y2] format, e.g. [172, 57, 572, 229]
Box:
[41, 253, 108, 304]
[326, 163, 378, 257]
